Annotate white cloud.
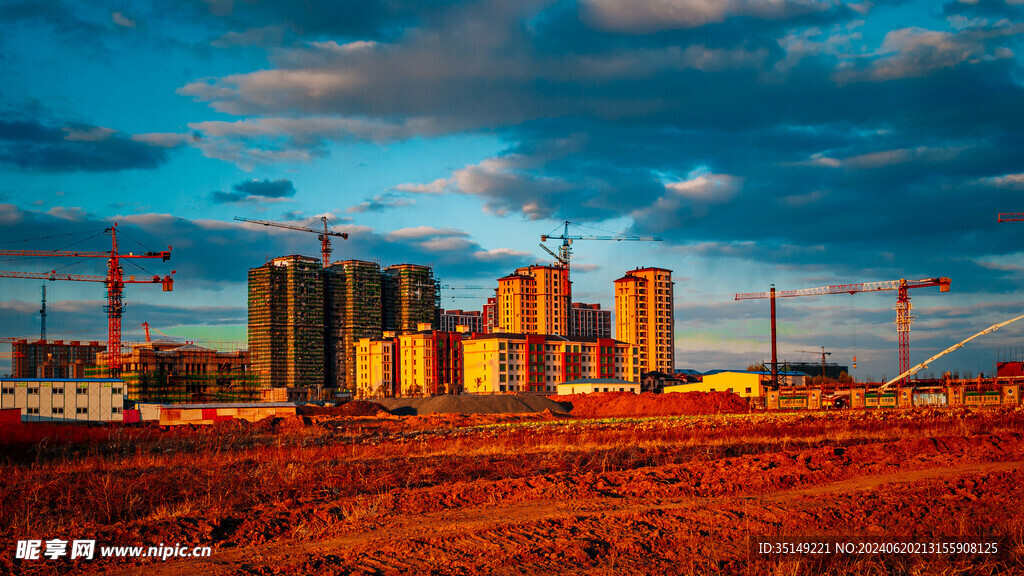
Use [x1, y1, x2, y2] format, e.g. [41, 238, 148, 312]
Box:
[182, 116, 444, 168]
[62, 126, 115, 142]
[395, 178, 450, 194]
[778, 190, 828, 208]
[307, 40, 378, 53]
[797, 146, 969, 169]
[420, 237, 476, 252]
[630, 171, 742, 231]
[472, 247, 533, 262]
[111, 11, 136, 28]
[0, 204, 25, 225]
[46, 206, 92, 221]
[131, 133, 191, 148]
[664, 172, 742, 203]
[987, 173, 1024, 188]
[387, 226, 469, 240]
[180, 70, 365, 114]
[582, 0, 837, 32]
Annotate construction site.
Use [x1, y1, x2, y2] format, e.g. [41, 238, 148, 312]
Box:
[3, 217, 1024, 410]
[2, 218, 1024, 576]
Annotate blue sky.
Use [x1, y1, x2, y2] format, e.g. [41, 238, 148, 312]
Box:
[2, 0, 1024, 381]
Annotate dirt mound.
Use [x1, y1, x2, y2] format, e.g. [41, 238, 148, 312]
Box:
[377, 394, 569, 416]
[252, 415, 310, 432]
[298, 402, 389, 417]
[547, 391, 750, 418]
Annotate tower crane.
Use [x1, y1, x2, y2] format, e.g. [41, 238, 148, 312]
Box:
[735, 277, 950, 387]
[997, 213, 1024, 222]
[540, 220, 662, 271]
[40, 284, 46, 340]
[0, 223, 175, 376]
[796, 346, 831, 383]
[234, 216, 348, 267]
[540, 221, 662, 324]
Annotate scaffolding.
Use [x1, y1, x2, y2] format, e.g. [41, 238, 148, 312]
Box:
[247, 255, 325, 390]
[246, 256, 442, 393]
[11, 340, 105, 378]
[88, 342, 258, 404]
[328, 260, 384, 391]
[383, 264, 440, 334]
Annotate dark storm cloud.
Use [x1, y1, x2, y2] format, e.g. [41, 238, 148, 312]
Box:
[0, 206, 532, 295]
[0, 0, 105, 45]
[942, 0, 1024, 21]
[0, 117, 174, 173]
[210, 178, 297, 204]
[177, 0, 1024, 297]
[192, 0, 467, 45]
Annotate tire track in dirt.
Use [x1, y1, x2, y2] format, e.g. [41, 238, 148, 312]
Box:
[95, 440, 1024, 576]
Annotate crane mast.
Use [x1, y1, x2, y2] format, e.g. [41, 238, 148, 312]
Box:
[234, 216, 348, 267]
[0, 223, 175, 376]
[736, 277, 950, 387]
[796, 346, 831, 383]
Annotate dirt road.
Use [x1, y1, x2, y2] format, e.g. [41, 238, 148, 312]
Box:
[95, 430, 1024, 576]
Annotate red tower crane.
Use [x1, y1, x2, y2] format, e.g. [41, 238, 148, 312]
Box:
[234, 216, 348, 267]
[0, 224, 174, 376]
[735, 277, 950, 387]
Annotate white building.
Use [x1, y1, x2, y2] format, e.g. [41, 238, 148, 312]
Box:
[556, 378, 639, 395]
[0, 378, 126, 422]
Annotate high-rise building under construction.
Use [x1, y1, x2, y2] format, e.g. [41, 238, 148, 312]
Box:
[248, 256, 440, 391]
[383, 264, 439, 334]
[614, 267, 674, 374]
[326, 260, 383, 390]
[248, 255, 325, 389]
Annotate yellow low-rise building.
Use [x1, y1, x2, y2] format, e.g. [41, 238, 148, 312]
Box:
[664, 370, 804, 398]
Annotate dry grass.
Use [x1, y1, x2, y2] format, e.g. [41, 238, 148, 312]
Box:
[2, 407, 1023, 575]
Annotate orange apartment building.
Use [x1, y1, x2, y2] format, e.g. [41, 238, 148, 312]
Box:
[497, 265, 570, 336]
[356, 324, 465, 397]
[615, 267, 674, 374]
[462, 333, 637, 394]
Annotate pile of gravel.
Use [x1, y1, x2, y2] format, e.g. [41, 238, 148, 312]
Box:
[377, 394, 569, 416]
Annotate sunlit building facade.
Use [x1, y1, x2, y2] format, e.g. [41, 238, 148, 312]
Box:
[615, 267, 674, 374]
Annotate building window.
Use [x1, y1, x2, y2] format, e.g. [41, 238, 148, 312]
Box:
[77, 387, 88, 395]
[1, 387, 13, 395]
[27, 388, 39, 395]
[112, 387, 122, 395]
[745, 388, 752, 394]
[52, 407, 64, 415]
[112, 407, 122, 414]
[77, 407, 88, 414]
[52, 387, 64, 395]
[26, 407, 39, 415]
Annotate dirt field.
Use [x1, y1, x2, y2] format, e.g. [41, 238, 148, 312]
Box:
[3, 401, 1024, 575]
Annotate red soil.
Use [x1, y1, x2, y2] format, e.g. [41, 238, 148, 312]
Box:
[3, 408, 1023, 576]
[548, 390, 750, 418]
[298, 401, 389, 417]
